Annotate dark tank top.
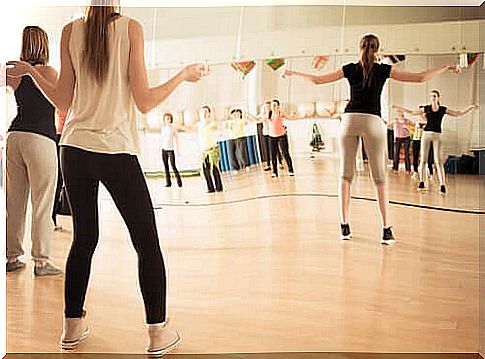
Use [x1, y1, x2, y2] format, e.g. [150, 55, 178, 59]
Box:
[8, 75, 56, 141]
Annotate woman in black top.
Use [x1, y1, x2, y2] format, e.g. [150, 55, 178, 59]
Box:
[284, 34, 460, 244]
[395, 90, 478, 193]
[5, 26, 62, 275]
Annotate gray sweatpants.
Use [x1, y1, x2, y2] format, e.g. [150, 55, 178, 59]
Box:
[6, 131, 57, 261]
[340, 113, 387, 185]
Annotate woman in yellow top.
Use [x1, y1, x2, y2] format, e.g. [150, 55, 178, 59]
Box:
[229, 108, 249, 173]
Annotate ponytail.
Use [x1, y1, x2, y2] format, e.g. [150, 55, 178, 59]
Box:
[359, 34, 380, 88]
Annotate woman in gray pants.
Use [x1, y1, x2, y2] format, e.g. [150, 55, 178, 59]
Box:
[284, 34, 460, 244]
[5, 26, 62, 276]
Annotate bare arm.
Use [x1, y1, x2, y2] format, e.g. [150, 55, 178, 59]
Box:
[7, 23, 75, 111]
[392, 104, 424, 116]
[390, 64, 460, 83]
[446, 104, 479, 117]
[128, 20, 205, 114]
[283, 68, 344, 85]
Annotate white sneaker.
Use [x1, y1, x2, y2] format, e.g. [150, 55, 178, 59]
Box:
[245, 166, 250, 172]
[147, 322, 181, 358]
[60, 313, 90, 350]
[232, 170, 239, 175]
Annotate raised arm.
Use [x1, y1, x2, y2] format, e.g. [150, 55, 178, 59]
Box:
[392, 104, 424, 116]
[283, 68, 344, 85]
[390, 64, 460, 83]
[128, 19, 205, 114]
[7, 23, 75, 111]
[446, 104, 479, 117]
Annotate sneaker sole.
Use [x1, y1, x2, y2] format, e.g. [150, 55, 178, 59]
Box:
[61, 326, 90, 350]
[6, 264, 26, 272]
[341, 234, 351, 241]
[381, 239, 396, 245]
[34, 270, 63, 277]
[147, 334, 181, 358]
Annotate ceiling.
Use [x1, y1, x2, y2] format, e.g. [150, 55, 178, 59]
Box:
[9, 5, 483, 43]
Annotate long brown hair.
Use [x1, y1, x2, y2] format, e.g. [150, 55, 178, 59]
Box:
[431, 90, 441, 106]
[83, 2, 120, 85]
[359, 34, 380, 88]
[20, 26, 49, 65]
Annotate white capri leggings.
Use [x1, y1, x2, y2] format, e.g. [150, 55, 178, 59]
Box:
[340, 113, 387, 185]
[420, 131, 442, 166]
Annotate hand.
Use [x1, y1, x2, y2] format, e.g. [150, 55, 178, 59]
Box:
[6, 60, 33, 78]
[281, 69, 293, 79]
[473, 103, 479, 109]
[447, 64, 461, 74]
[182, 64, 208, 82]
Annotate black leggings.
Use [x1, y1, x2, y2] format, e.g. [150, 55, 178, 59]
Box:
[393, 136, 411, 172]
[263, 135, 282, 168]
[269, 135, 293, 176]
[202, 154, 223, 192]
[61, 146, 166, 324]
[162, 149, 181, 186]
[52, 134, 63, 225]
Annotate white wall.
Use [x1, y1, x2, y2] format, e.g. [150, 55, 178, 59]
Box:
[4, 18, 482, 172]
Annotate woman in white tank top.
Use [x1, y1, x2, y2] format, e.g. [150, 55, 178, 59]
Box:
[8, 1, 207, 356]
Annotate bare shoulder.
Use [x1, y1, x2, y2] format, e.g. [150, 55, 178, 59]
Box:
[128, 18, 143, 37]
[62, 20, 74, 36]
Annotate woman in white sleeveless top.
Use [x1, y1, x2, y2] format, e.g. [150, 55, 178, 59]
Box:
[8, 2, 206, 356]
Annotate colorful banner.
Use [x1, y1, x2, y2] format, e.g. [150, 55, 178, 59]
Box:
[467, 53, 479, 66]
[265, 58, 286, 71]
[231, 61, 256, 78]
[380, 54, 406, 64]
[312, 55, 328, 70]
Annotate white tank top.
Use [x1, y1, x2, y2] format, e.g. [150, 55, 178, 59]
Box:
[60, 16, 139, 155]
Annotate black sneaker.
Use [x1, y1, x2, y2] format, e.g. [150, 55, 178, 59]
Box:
[440, 185, 446, 194]
[340, 223, 351, 240]
[417, 181, 425, 190]
[165, 183, 172, 188]
[381, 227, 396, 245]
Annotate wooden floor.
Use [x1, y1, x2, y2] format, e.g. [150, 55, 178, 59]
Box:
[6, 155, 482, 355]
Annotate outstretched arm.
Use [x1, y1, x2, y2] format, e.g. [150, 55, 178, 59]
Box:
[390, 64, 460, 83]
[283, 68, 344, 85]
[392, 104, 424, 116]
[127, 19, 206, 114]
[446, 104, 479, 117]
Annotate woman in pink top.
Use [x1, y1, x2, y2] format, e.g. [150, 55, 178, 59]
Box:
[269, 99, 294, 177]
[389, 108, 414, 174]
